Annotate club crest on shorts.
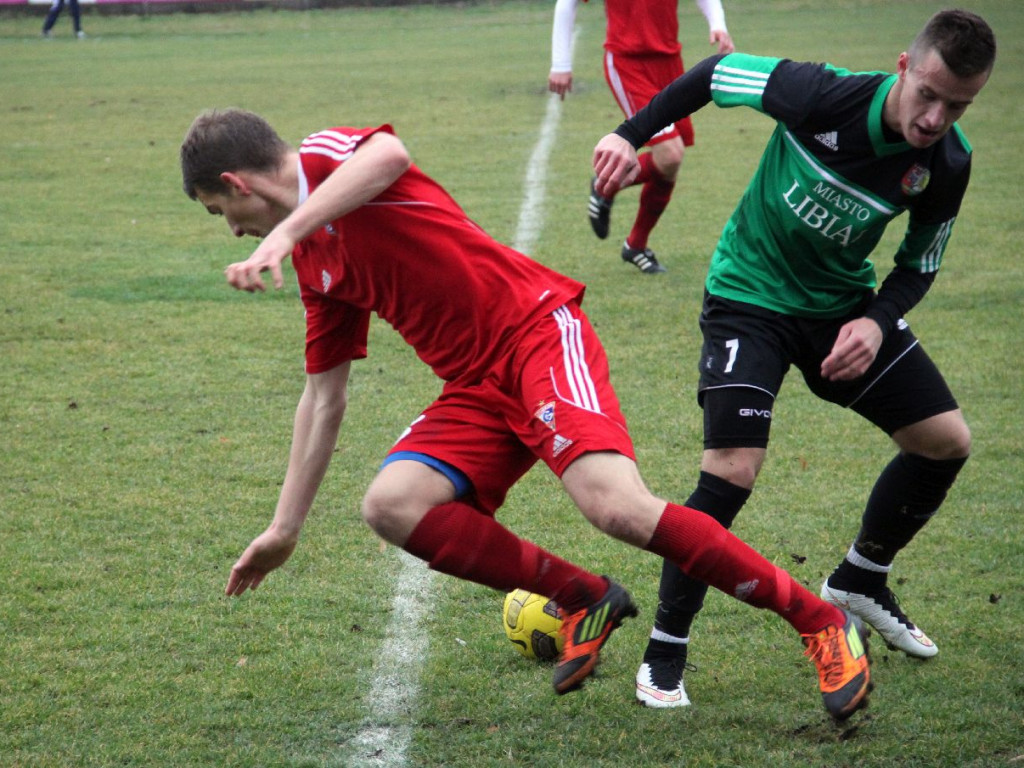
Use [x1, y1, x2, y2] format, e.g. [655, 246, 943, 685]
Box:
[901, 164, 931, 196]
[534, 401, 556, 431]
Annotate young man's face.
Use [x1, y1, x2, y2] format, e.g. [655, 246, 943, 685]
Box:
[196, 184, 279, 239]
[890, 47, 990, 149]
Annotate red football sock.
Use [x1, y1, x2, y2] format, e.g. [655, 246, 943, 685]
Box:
[631, 151, 657, 187]
[627, 156, 675, 251]
[645, 503, 842, 635]
[403, 501, 607, 613]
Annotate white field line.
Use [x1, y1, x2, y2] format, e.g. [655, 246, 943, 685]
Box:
[344, 29, 577, 768]
[347, 551, 434, 767]
[513, 85, 565, 254]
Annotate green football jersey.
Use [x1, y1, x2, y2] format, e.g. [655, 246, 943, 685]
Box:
[703, 54, 971, 318]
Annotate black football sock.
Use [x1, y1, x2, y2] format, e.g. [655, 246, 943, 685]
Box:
[647, 471, 751, 657]
[643, 637, 688, 664]
[828, 452, 967, 593]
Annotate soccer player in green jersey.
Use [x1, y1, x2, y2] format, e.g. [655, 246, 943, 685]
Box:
[592, 9, 995, 708]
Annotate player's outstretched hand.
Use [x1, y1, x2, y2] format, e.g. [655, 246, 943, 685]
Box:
[224, 229, 296, 292]
[593, 133, 639, 198]
[225, 527, 298, 596]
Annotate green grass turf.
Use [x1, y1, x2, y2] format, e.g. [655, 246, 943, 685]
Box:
[1, 1, 1022, 765]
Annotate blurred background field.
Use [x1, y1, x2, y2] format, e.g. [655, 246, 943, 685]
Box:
[1, 1, 1022, 765]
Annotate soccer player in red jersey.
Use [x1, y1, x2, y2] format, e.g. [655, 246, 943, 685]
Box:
[549, 0, 734, 273]
[180, 110, 870, 719]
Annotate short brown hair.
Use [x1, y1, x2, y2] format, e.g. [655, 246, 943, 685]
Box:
[910, 9, 996, 78]
[180, 109, 290, 199]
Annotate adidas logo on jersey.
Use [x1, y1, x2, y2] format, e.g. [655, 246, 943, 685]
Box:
[814, 131, 839, 151]
[322, 270, 332, 293]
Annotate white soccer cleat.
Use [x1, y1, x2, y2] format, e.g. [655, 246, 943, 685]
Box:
[635, 660, 692, 708]
[821, 581, 938, 659]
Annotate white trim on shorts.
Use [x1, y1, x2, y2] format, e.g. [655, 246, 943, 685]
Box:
[699, 382, 777, 400]
[845, 339, 921, 409]
[551, 305, 603, 413]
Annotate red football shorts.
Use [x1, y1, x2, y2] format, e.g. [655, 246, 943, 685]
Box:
[604, 51, 695, 147]
[385, 302, 636, 513]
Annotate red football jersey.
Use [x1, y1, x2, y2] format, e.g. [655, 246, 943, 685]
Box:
[599, 0, 681, 58]
[292, 125, 584, 383]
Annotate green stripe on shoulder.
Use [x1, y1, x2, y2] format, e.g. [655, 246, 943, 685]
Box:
[823, 63, 891, 78]
[711, 53, 782, 110]
[951, 123, 973, 154]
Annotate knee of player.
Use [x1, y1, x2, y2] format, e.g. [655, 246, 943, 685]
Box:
[947, 419, 972, 459]
[701, 449, 762, 490]
[917, 414, 972, 460]
[586, 505, 645, 544]
[562, 453, 663, 543]
[360, 489, 402, 538]
[577, 491, 661, 545]
[653, 142, 684, 179]
[360, 485, 439, 547]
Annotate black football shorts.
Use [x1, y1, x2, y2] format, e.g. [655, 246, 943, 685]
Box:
[696, 292, 959, 440]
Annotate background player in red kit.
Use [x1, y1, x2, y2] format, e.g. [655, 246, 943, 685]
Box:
[180, 109, 870, 719]
[549, 0, 734, 273]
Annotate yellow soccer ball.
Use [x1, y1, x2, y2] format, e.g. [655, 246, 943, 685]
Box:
[502, 589, 564, 661]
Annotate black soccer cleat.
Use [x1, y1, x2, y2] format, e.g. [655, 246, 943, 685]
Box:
[621, 243, 666, 274]
[588, 178, 613, 240]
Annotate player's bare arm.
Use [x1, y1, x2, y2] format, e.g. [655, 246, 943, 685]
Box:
[225, 133, 412, 292]
[225, 361, 352, 596]
[593, 133, 640, 197]
[820, 317, 884, 382]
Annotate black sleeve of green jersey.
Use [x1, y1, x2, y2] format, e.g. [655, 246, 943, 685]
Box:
[864, 267, 936, 336]
[761, 60, 882, 130]
[761, 61, 836, 125]
[613, 55, 726, 149]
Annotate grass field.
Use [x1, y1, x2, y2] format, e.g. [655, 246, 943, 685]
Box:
[2, 1, 1022, 765]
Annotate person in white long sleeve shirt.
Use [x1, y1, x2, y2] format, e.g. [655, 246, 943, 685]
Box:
[549, 0, 734, 274]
